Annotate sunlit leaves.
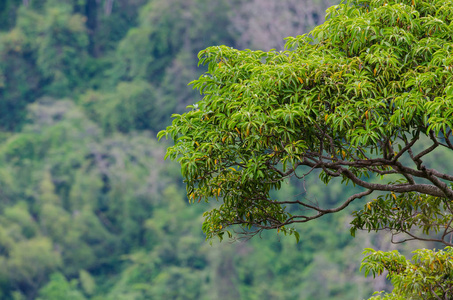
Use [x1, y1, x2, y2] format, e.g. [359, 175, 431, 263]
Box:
[362, 247, 453, 299]
[160, 0, 453, 243]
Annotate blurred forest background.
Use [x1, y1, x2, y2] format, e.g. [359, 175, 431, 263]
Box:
[0, 0, 446, 299]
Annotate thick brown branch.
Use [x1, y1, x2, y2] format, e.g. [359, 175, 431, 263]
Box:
[418, 166, 453, 199]
[300, 158, 449, 197]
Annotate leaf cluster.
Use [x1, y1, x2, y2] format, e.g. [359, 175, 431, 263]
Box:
[362, 247, 453, 299]
[160, 0, 453, 240]
[351, 190, 453, 245]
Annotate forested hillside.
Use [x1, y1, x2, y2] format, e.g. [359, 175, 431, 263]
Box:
[0, 0, 442, 299]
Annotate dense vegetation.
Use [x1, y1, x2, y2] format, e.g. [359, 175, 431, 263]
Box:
[161, 0, 453, 298]
[0, 0, 447, 299]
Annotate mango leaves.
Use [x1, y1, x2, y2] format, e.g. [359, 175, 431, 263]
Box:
[362, 247, 453, 299]
[159, 0, 453, 244]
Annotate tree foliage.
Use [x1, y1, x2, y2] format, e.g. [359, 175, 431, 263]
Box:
[5, 0, 453, 298]
[160, 0, 453, 298]
[161, 0, 453, 240]
[362, 247, 453, 299]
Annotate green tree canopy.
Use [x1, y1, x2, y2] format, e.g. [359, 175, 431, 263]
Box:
[160, 0, 453, 298]
[0, 0, 393, 299]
